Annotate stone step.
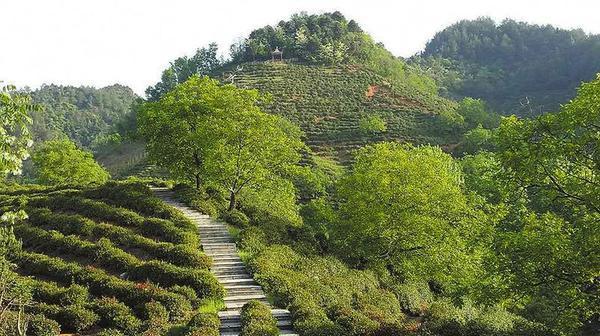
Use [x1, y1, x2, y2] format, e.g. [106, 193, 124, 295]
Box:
[215, 274, 254, 281]
[219, 318, 292, 330]
[224, 293, 266, 302]
[212, 261, 244, 267]
[218, 309, 291, 319]
[214, 268, 248, 276]
[221, 331, 298, 336]
[207, 252, 242, 261]
[220, 278, 258, 286]
[225, 300, 270, 310]
[152, 189, 296, 335]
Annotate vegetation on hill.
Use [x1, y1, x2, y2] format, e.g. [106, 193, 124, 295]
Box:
[29, 84, 138, 147]
[144, 12, 465, 162]
[217, 62, 458, 161]
[414, 17, 600, 115]
[0, 181, 224, 335]
[31, 139, 110, 186]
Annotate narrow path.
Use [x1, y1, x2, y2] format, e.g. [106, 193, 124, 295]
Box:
[152, 188, 297, 336]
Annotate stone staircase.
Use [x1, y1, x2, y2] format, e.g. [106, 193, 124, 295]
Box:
[152, 188, 297, 336]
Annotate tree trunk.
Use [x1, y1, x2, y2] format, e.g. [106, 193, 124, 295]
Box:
[195, 174, 201, 190]
[228, 192, 236, 211]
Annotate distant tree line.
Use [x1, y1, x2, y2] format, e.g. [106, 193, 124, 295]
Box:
[414, 17, 600, 115]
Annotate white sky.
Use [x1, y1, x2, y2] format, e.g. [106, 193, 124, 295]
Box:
[2, 0, 599, 95]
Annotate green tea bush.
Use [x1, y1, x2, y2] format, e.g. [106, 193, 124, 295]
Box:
[56, 305, 99, 332]
[240, 300, 278, 336]
[27, 207, 95, 236]
[17, 252, 193, 320]
[130, 261, 224, 299]
[95, 329, 125, 336]
[93, 297, 142, 335]
[421, 299, 552, 336]
[26, 314, 61, 336]
[186, 312, 220, 336]
[221, 209, 249, 227]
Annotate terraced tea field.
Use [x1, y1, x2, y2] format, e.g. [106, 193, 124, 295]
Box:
[218, 62, 456, 161]
[0, 182, 223, 335]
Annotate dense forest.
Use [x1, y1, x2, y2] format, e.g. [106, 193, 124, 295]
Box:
[413, 17, 600, 115]
[28, 84, 138, 148]
[1, 10, 598, 336]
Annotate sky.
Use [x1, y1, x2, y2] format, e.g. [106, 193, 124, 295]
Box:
[2, 0, 599, 95]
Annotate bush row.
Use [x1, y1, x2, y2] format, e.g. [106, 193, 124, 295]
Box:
[16, 251, 193, 322]
[185, 312, 220, 336]
[28, 195, 197, 245]
[16, 225, 222, 298]
[84, 181, 196, 231]
[240, 300, 278, 336]
[0, 311, 60, 336]
[26, 207, 210, 268]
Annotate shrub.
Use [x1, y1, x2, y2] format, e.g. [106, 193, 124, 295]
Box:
[93, 297, 142, 335]
[27, 314, 61, 336]
[56, 305, 99, 332]
[187, 312, 220, 336]
[394, 282, 434, 316]
[59, 284, 89, 306]
[240, 300, 278, 336]
[95, 329, 125, 336]
[221, 209, 249, 228]
[130, 261, 224, 299]
[141, 301, 169, 334]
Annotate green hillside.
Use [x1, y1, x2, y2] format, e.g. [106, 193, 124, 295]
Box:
[414, 17, 600, 115]
[216, 61, 456, 161]
[30, 84, 138, 148]
[0, 182, 223, 335]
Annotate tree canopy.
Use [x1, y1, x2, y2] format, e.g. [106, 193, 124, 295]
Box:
[31, 138, 110, 185]
[333, 142, 491, 291]
[138, 76, 303, 210]
[416, 17, 600, 115]
[145, 43, 223, 101]
[29, 84, 138, 147]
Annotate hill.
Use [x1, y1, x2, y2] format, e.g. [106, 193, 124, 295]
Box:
[414, 17, 600, 115]
[146, 12, 461, 162]
[0, 182, 224, 335]
[29, 84, 139, 148]
[216, 61, 455, 161]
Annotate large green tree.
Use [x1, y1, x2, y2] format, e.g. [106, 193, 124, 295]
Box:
[138, 76, 303, 210]
[31, 138, 110, 185]
[333, 142, 492, 291]
[460, 76, 600, 334]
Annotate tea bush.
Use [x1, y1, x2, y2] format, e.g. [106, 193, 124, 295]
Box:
[240, 300, 278, 336]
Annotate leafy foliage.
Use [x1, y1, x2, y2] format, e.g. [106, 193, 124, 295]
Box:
[29, 84, 138, 147]
[417, 17, 600, 115]
[0, 182, 224, 334]
[31, 138, 110, 185]
[146, 43, 223, 101]
[139, 76, 303, 211]
[0, 85, 38, 178]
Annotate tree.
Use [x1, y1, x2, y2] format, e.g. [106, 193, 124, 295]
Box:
[138, 76, 303, 210]
[31, 138, 110, 185]
[333, 142, 491, 291]
[146, 43, 222, 101]
[0, 85, 39, 178]
[487, 76, 600, 333]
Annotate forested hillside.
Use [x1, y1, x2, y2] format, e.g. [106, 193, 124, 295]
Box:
[218, 62, 454, 161]
[1, 9, 598, 336]
[148, 12, 465, 161]
[414, 17, 600, 115]
[29, 84, 138, 147]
